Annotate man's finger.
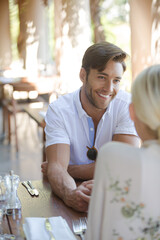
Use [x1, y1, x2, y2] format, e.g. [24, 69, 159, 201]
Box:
[85, 183, 93, 190]
[77, 190, 90, 202]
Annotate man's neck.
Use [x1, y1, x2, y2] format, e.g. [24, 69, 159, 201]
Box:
[80, 88, 106, 128]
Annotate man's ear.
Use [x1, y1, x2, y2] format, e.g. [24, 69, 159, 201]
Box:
[79, 68, 87, 83]
[129, 103, 135, 121]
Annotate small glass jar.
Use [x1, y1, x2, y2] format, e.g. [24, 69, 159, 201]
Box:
[4, 174, 21, 215]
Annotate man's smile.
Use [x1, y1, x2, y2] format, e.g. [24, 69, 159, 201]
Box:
[97, 92, 112, 99]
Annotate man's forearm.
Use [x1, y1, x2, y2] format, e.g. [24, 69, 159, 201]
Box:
[45, 144, 91, 212]
[68, 162, 95, 180]
[47, 164, 92, 212]
[47, 164, 77, 206]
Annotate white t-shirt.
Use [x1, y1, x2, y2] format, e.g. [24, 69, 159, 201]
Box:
[86, 140, 160, 240]
[45, 88, 137, 165]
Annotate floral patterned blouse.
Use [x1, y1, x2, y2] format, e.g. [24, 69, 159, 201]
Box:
[85, 140, 160, 240]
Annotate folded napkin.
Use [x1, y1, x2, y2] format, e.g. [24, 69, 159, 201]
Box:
[23, 216, 76, 240]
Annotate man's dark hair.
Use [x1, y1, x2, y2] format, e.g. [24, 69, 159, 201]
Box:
[82, 42, 127, 75]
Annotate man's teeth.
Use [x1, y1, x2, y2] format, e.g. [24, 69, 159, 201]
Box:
[99, 93, 111, 99]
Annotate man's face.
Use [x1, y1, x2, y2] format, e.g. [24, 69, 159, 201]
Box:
[83, 60, 123, 110]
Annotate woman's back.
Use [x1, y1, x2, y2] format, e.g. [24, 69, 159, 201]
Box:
[86, 140, 160, 240]
[86, 64, 160, 240]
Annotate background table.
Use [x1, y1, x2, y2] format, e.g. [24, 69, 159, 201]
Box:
[7, 180, 87, 239]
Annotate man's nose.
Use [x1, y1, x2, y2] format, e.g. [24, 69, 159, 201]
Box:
[104, 80, 113, 92]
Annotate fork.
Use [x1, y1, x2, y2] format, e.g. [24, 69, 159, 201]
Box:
[72, 217, 87, 240]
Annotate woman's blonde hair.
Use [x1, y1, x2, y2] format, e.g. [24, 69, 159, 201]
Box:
[131, 64, 160, 139]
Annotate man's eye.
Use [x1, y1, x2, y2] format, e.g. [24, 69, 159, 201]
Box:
[113, 79, 120, 84]
[98, 76, 105, 80]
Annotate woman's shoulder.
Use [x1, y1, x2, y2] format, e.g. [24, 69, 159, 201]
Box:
[100, 141, 138, 156]
[98, 142, 140, 167]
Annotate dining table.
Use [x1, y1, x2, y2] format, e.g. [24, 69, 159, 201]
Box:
[3, 179, 87, 239]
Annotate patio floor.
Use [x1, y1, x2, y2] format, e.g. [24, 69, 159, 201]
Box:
[0, 106, 43, 181]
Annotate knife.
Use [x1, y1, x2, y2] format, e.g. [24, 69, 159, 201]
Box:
[27, 180, 39, 197]
[45, 218, 55, 240]
[21, 182, 35, 197]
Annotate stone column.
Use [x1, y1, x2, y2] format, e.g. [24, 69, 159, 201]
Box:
[130, 0, 152, 80]
[17, 0, 50, 79]
[0, 0, 12, 69]
[151, 0, 160, 64]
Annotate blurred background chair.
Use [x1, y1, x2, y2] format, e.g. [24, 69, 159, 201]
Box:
[2, 79, 46, 152]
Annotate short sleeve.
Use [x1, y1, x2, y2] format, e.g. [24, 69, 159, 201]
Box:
[45, 104, 70, 147]
[114, 94, 137, 136]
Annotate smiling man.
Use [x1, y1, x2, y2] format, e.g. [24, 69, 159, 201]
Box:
[43, 42, 140, 212]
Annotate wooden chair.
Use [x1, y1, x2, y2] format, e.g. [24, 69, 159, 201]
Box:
[2, 98, 19, 151]
[2, 81, 44, 152]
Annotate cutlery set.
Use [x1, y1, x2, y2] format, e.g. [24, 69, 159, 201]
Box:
[22, 181, 39, 197]
[44, 217, 87, 240]
[21, 180, 87, 240]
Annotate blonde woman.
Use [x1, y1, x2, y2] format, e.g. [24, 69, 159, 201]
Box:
[85, 65, 160, 239]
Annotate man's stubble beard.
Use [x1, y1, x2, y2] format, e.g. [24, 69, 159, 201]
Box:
[85, 77, 107, 110]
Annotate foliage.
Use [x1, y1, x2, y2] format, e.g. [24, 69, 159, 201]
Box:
[101, 0, 129, 23]
[100, 0, 131, 91]
[100, 0, 130, 39]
